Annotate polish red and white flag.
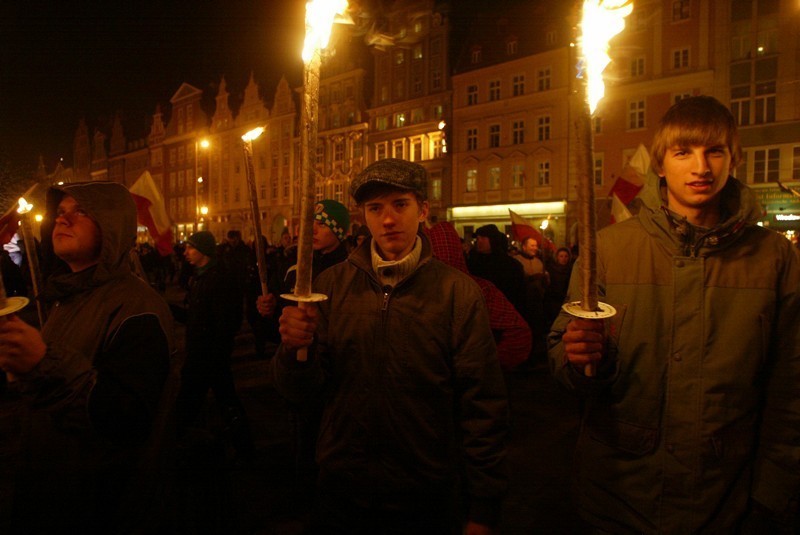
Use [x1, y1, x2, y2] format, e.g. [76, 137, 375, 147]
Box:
[129, 171, 173, 256]
[509, 209, 555, 251]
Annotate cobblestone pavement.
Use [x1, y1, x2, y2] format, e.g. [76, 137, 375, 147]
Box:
[0, 283, 591, 534]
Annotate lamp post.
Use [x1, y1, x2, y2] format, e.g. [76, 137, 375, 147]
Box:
[194, 138, 210, 230]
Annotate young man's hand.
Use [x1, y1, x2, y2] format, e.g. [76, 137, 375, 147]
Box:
[562, 318, 605, 370]
[0, 315, 47, 377]
[256, 293, 276, 317]
[279, 304, 318, 350]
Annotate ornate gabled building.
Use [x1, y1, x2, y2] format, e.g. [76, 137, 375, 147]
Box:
[314, 31, 371, 231]
[162, 83, 208, 241]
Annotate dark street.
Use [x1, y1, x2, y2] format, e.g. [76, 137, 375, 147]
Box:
[0, 283, 589, 533]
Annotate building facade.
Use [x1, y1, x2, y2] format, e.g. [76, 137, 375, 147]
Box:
[65, 0, 800, 248]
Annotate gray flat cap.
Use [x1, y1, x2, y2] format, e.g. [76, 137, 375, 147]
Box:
[350, 158, 427, 203]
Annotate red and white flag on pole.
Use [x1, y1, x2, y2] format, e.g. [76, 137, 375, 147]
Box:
[129, 171, 173, 256]
[608, 144, 648, 224]
[509, 209, 555, 251]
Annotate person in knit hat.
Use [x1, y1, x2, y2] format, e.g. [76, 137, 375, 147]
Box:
[272, 159, 508, 533]
[176, 230, 254, 461]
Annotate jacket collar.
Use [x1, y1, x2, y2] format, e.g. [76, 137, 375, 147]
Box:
[638, 171, 762, 257]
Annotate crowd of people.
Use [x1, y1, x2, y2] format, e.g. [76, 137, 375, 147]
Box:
[0, 96, 798, 533]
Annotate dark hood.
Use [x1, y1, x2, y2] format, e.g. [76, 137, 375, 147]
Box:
[40, 181, 137, 300]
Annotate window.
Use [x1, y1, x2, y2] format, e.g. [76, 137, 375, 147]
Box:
[546, 31, 556, 46]
[431, 175, 442, 201]
[431, 134, 444, 158]
[673, 92, 692, 104]
[753, 148, 779, 182]
[537, 161, 551, 186]
[628, 100, 646, 129]
[489, 80, 501, 101]
[506, 38, 518, 55]
[672, 48, 690, 69]
[467, 128, 478, 151]
[488, 166, 501, 190]
[466, 169, 477, 192]
[467, 85, 478, 105]
[411, 108, 425, 124]
[432, 70, 442, 90]
[333, 140, 344, 162]
[512, 75, 525, 97]
[471, 46, 482, 64]
[594, 155, 604, 186]
[395, 51, 405, 65]
[394, 113, 406, 128]
[376, 116, 388, 131]
[413, 45, 423, 60]
[489, 124, 501, 148]
[315, 184, 324, 203]
[433, 105, 444, 120]
[260, 182, 266, 200]
[537, 116, 551, 141]
[537, 68, 551, 91]
[794, 146, 800, 180]
[593, 116, 603, 134]
[334, 183, 343, 203]
[376, 143, 387, 161]
[512, 120, 525, 144]
[731, 56, 777, 126]
[512, 164, 525, 188]
[672, 0, 690, 21]
[283, 176, 289, 197]
[630, 57, 645, 77]
[411, 138, 423, 161]
[393, 140, 405, 159]
[316, 145, 325, 165]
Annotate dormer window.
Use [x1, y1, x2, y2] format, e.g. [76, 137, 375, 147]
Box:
[471, 46, 482, 64]
[506, 37, 518, 55]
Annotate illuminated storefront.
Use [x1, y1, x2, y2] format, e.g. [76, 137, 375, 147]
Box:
[752, 184, 800, 244]
[447, 201, 567, 246]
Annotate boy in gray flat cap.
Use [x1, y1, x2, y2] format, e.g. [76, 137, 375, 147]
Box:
[273, 158, 509, 534]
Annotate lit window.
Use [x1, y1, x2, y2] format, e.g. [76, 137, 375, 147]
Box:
[466, 169, 477, 192]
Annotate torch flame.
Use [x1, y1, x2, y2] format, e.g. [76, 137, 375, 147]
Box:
[580, 0, 634, 115]
[302, 0, 349, 64]
[242, 127, 265, 142]
[17, 197, 33, 215]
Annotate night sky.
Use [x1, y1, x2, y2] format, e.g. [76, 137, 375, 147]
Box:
[0, 1, 307, 172]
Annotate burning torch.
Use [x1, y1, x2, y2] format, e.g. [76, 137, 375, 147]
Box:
[17, 197, 46, 327]
[562, 0, 633, 376]
[242, 127, 269, 298]
[280, 0, 350, 362]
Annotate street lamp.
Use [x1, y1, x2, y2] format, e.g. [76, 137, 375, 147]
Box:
[194, 138, 210, 229]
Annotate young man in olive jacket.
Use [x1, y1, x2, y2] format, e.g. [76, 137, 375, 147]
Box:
[273, 159, 509, 535]
[0, 182, 173, 533]
[549, 96, 800, 532]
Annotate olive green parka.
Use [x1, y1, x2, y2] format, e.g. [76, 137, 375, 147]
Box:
[548, 174, 800, 533]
